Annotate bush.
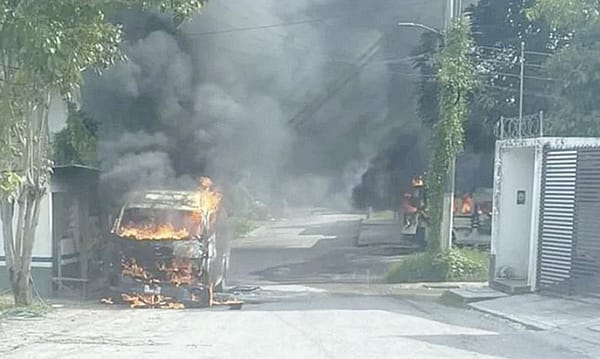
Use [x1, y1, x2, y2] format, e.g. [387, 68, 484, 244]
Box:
[234, 219, 259, 238]
[385, 248, 489, 283]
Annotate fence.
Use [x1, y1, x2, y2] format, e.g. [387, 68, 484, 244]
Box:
[495, 111, 544, 140]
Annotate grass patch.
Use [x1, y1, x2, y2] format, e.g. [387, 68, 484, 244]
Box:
[386, 248, 489, 283]
[0, 292, 13, 311]
[234, 218, 259, 238]
[370, 210, 396, 220]
[0, 291, 51, 318]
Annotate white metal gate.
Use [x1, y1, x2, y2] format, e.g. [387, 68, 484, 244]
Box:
[537, 147, 600, 294]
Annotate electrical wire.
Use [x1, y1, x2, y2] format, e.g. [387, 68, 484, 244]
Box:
[483, 71, 561, 82]
[185, 18, 328, 37]
[482, 84, 562, 100]
[478, 45, 553, 57]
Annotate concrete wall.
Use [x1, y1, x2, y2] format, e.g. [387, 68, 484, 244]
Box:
[0, 192, 53, 296]
[0, 192, 53, 262]
[492, 146, 536, 279]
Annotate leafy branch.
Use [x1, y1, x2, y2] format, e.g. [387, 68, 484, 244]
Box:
[426, 17, 477, 251]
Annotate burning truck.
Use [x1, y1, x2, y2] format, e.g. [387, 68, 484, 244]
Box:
[106, 177, 236, 308]
[400, 176, 491, 248]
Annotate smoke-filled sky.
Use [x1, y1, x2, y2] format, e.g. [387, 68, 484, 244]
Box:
[82, 0, 446, 208]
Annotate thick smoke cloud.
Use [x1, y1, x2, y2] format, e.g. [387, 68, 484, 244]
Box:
[82, 0, 445, 210]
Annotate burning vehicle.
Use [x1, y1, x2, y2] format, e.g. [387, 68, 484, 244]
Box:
[106, 178, 234, 308]
[400, 175, 491, 248]
[452, 188, 492, 248]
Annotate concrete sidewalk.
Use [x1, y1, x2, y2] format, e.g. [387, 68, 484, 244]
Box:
[470, 294, 600, 331]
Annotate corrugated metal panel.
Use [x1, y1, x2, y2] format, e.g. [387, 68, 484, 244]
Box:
[537, 149, 577, 291]
[571, 149, 600, 292]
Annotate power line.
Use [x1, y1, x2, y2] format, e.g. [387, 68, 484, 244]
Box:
[288, 34, 384, 128]
[482, 71, 560, 82]
[482, 84, 561, 100]
[184, 18, 327, 37]
[478, 45, 553, 57]
[478, 57, 546, 69]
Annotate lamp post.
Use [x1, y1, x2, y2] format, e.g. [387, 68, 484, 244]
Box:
[396, 22, 442, 36]
[397, 19, 456, 251]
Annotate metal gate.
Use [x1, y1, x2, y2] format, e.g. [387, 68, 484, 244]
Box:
[537, 147, 600, 294]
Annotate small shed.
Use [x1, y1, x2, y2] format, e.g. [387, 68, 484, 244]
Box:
[491, 137, 600, 295]
[0, 165, 101, 297]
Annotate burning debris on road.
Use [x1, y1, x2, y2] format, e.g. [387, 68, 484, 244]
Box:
[104, 177, 242, 310]
[121, 293, 185, 309]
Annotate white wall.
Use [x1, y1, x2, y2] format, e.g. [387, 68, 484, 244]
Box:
[0, 191, 53, 268]
[492, 146, 536, 279]
[48, 95, 67, 135]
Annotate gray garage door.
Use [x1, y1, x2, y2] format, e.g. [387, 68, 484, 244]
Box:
[537, 147, 600, 294]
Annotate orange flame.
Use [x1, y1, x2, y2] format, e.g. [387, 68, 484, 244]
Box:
[121, 293, 185, 309]
[121, 258, 153, 281]
[157, 258, 195, 287]
[195, 177, 223, 231]
[454, 194, 473, 214]
[118, 223, 190, 241]
[461, 199, 473, 214]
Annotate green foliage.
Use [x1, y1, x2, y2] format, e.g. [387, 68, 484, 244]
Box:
[529, 0, 600, 136]
[470, 0, 560, 138]
[415, 0, 561, 153]
[413, 32, 442, 128]
[385, 248, 489, 283]
[528, 0, 600, 29]
[0, 0, 206, 306]
[427, 17, 477, 251]
[233, 219, 259, 239]
[53, 103, 99, 166]
[0, 290, 50, 315]
[370, 210, 396, 220]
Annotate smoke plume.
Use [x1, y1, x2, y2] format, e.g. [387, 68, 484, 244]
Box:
[82, 0, 446, 210]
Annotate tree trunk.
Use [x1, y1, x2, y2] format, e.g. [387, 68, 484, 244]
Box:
[12, 267, 30, 306]
[1, 92, 52, 307]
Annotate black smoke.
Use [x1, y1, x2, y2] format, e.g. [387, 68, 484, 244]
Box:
[82, 0, 447, 210]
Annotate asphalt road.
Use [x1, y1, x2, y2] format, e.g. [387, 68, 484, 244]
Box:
[0, 209, 596, 358]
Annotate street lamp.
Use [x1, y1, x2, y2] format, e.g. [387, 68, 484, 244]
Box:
[396, 21, 456, 251]
[397, 22, 442, 36]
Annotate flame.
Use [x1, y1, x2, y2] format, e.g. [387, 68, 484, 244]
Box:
[454, 194, 474, 214]
[118, 223, 190, 241]
[411, 175, 424, 188]
[121, 293, 185, 309]
[121, 258, 154, 281]
[121, 257, 198, 287]
[157, 258, 195, 287]
[461, 194, 473, 214]
[195, 177, 223, 231]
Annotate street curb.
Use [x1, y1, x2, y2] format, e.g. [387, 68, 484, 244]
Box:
[468, 302, 553, 331]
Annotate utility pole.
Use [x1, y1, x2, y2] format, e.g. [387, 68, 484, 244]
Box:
[518, 41, 525, 138]
[439, 0, 458, 251]
[398, 0, 460, 251]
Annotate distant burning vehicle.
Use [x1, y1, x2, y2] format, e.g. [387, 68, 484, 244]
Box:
[106, 177, 233, 308]
[400, 175, 491, 248]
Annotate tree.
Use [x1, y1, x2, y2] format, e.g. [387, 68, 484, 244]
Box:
[415, 0, 561, 152]
[0, 0, 206, 306]
[529, 0, 599, 29]
[426, 17, 477, 251]
[53, 103, 99, 167]
[529, 0, 600, 136]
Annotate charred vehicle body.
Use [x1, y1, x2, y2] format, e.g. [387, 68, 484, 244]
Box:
[107, 179, 232, 308]
[400, 175, 491, 248]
